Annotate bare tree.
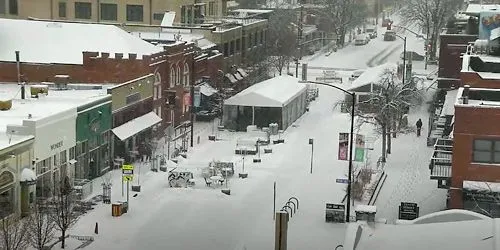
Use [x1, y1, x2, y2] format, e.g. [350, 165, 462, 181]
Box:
[315, 0, 368, 47]
[50, 176, 79, 249]
[0, 217, 28, 250]
[28, 202, 56, 250]
[355, 69, 423, 162]
[266, 8, 298, 75]
[399, 0, 460, 60]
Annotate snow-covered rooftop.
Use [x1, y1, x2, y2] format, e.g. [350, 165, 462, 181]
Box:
[224, 75, 306, 107]
[463, 180, 500, 193]
[346, 63, 397, 92]
[132, 31, 216, 50]
[464, 4, 500, 16]
[0, 18, 163, 65]
[441, 89, 459, 116]
[344, 209, 500, 250]
[455, 87, 500, 108]
[0, 84, 111, 134]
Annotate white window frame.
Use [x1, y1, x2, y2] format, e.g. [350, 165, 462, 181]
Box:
[183, 62, 190, 86]
[176, 65, 181, 85]
[170, 66, 175, 88]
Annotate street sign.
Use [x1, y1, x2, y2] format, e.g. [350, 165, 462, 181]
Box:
[123, 175, 133, 182]
[336, 178, 348, 184]
[398, 202, 419, 220]
[122, 165, 134, 171]
[122, 169, 134, 175]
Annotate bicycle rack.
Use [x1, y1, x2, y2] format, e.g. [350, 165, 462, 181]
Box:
[280, 197, 299, 218]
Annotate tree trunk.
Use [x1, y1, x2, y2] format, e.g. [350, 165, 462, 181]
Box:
[61, 230, 65, 249]
[387, 121, 392, 154]
[392, 117, 397, 138]
[381, 124, 387, 162]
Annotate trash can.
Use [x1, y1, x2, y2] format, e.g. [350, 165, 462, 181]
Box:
[112, 203, 122, 217]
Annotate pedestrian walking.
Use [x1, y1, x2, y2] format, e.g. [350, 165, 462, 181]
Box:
[416, 118, 423, 137]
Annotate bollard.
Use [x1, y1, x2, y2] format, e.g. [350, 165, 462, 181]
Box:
[94, 222, 98, 235]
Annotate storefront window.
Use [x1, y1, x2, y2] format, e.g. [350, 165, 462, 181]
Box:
[0, 189, 13, 219]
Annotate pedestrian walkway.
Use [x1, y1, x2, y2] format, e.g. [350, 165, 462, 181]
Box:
[374, 95, 448, 223]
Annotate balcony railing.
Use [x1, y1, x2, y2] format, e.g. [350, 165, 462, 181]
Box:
[429, 138, 453, 180]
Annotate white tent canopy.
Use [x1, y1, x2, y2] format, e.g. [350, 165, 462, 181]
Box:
[224, 75, 307, 108]
[346, 63, 397, 92]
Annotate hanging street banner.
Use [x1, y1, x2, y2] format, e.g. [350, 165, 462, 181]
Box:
[338, 133, 349, 161]
[355, 134, 366, 162]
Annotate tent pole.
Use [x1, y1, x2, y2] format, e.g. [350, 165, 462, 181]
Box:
[252, 106, 255, 125]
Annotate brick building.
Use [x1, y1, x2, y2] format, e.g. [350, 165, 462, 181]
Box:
[0, 18, 224, 135]
[449, 86, 500, 217]
[437, 34, 477, 89]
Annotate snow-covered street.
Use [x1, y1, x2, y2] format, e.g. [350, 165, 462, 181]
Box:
[65, 19, 442, 250]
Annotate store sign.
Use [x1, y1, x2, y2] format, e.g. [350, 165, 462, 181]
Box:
[0, 171, 15, 188]
[50, 140, 64, 150]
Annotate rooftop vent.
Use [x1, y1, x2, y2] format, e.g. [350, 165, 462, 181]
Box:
[54, 75, 70, 90]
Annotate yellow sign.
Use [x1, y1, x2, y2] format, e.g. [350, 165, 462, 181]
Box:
[123, 175, 133, 182]
[122, 165, 134, 171]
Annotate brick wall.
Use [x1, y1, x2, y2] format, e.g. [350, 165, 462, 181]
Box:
[461, 72, 500, 89]
[450, 105, 500, 208]
[438, 34, 477, 89]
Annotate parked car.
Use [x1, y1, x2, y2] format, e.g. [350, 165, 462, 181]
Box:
[355, 34, 370, 46]
[400, 51, 425, 61]
[365, 26, 377, 38]
[349, 70, 365, 81]
[384, 31, 396, 41]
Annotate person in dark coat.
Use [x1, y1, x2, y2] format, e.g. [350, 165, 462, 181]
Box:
[416, 119, 423, 137]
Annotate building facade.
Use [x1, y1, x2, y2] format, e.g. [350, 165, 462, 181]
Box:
[0, 137, 35, 219]
[449, 86, 500, 217]
[0, 0, 226, 25]
[108, 74, 161, 164]
[438, 34, 477, 89]
[75, 95, 112, 180]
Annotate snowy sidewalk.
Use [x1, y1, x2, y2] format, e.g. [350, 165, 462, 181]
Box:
[373, 96, 447, 223]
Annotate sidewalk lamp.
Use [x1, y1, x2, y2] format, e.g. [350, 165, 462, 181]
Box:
[394, 34, 407, 85]
[302, 80, 356, 222]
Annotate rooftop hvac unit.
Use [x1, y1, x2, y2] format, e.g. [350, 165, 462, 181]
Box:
[53, 74, 70, 90]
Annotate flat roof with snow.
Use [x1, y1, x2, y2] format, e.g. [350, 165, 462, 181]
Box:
[455, 87, 500, 108]
[346, 63, 397, 92]
[464, 4, 500, 16]
[0, 18, 163, 65]
[224, 75, 306, 107]
[0, 84, 111, 133]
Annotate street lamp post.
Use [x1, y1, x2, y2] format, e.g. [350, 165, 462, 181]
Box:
[394, 34, 407, 85]
[302, 80, 356, 223]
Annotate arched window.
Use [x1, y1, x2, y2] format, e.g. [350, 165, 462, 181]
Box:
[183, 63, 190, 86]
[176, 65, 181, 85]
[170, 66, 175, 88]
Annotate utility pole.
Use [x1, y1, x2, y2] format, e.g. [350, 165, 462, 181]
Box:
[299, 5, 304, 60]
[190, 49, 195, 147]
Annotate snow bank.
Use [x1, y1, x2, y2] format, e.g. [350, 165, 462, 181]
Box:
[21, 168, 36, 182]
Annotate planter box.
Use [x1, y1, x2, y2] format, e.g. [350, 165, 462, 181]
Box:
[208, 135, 216, 141]
[253, 158, 262, 163]
[239, 173, 248, 179]
[264, 148, 273, 153]
[131, 185, 141, 192]
[221, 189, 231, 195]
[159, 167, 167, 172]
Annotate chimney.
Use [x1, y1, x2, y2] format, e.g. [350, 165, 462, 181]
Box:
[128, 53, 137, 60]
[115, 53, 123, 59]
[15, 51, 25, 100]
[463, 85, 470, 104]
